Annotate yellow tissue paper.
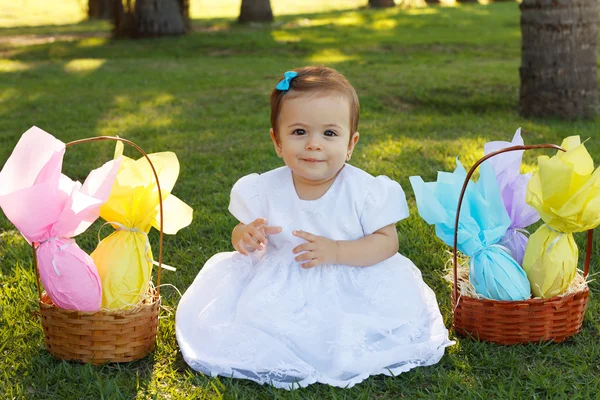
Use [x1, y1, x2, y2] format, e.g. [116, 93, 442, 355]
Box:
[523, 136, 600, 298]
[92, 142, 193, 309]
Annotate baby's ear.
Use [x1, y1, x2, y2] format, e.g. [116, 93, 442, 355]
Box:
[270, 129, 282, 157]
[347, 131, 360, 160]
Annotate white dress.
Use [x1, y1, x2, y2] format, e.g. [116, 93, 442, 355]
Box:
[176, 164, 454, 389]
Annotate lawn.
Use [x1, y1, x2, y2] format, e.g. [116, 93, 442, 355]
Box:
[1, 1, 599, 399]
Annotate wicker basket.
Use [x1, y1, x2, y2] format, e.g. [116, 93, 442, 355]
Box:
[451, 144, 593, 345]
[33, 136, 166, 364]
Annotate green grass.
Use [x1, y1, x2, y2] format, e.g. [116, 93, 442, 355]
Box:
[1, 1, 599, 399]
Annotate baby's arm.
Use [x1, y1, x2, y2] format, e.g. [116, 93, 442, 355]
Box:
[292, 223, 398, 268]
[232, 218, 282, 255]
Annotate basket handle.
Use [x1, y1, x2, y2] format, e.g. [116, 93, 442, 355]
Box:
[33, 136, 165, 301]
[451, 144, 594, 301]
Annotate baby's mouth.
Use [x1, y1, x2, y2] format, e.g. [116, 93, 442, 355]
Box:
[301, 158, 325, 163]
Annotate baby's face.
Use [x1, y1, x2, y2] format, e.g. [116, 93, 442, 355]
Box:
[272, 92, 358, 186]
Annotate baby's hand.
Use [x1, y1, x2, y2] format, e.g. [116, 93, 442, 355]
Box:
[292, 230, 338, 268]
[234, 218, 282, 256]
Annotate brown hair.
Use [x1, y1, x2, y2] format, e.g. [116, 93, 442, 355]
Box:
[270, 66, 360, 142]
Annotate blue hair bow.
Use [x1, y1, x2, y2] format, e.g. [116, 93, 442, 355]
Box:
[276, 71, 298, 92]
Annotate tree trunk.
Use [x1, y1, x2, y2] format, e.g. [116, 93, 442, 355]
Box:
[89, 0, 114, 19]
[369, 0, 395, 7]
[238, 0, 273, 23]
[179, 0, 190, 29]
[519, 0, 599, 119]
[135, 0, 186, 36]
[113, 0, 189, 38]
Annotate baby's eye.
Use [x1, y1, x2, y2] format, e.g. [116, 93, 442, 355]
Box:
[324, 130, 338, 137]
[292, 129, 306, 136]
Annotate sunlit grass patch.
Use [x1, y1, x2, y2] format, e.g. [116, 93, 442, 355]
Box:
[0, 0, 87, 27]
[64, 58, 105, 73]
[0, 59, 29, 72]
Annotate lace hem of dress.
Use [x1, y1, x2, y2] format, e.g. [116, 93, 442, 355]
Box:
[186, 339, 454, 390]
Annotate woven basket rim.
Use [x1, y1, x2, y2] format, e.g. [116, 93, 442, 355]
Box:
[39, 289, 160, 316]
[453, 284, 590, 305]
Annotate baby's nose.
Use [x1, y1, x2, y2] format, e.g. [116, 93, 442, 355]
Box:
[306, 138, 322, 150]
